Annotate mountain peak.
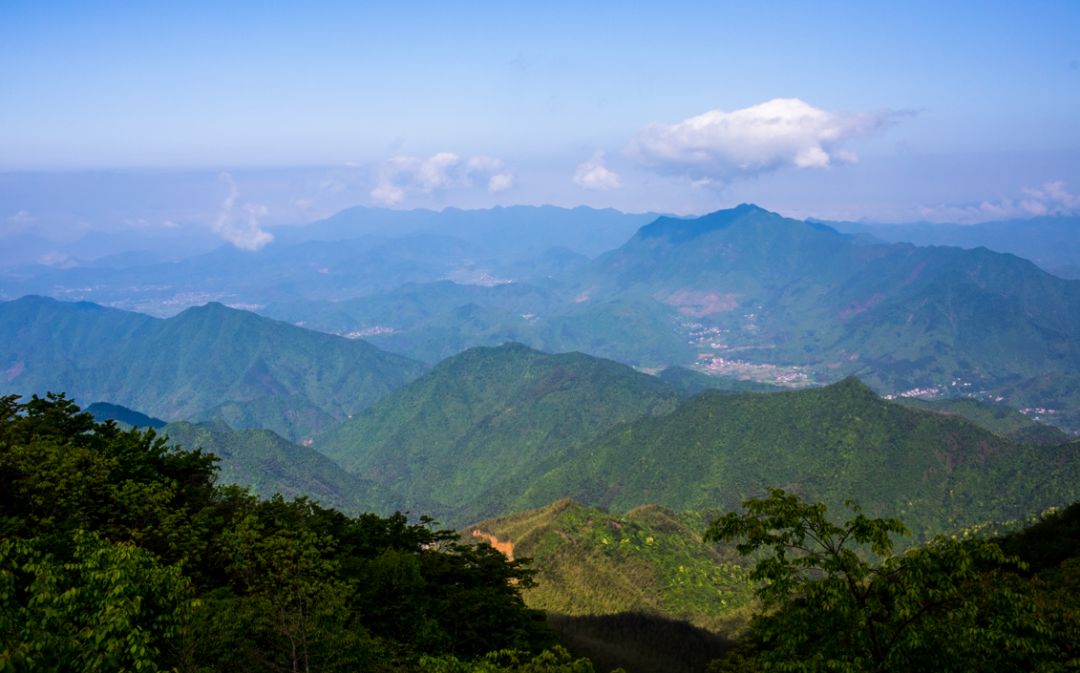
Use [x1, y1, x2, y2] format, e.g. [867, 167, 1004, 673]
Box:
[637, 203, 783, 243]
[823, 376, 879, 399]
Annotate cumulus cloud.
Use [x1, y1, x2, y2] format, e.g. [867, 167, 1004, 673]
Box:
[370, 153, 514, 205]
[630, 98, 897, 182]
[213, 173, 273, 251]
[574, 152, 621, 191]
[918, 181, 1080, 223]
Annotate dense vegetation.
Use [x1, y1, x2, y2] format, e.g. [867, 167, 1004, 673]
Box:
[0, 296, 426, 442]
[706, 489, 1079, 672]
[520, 378, 1080, 537]
[467, 499, 753, 632]
[896, 396, 1071, 445]
[160, 420, 388, 514]
[320, 344, 681, 524]
[0, 393, 571, 672]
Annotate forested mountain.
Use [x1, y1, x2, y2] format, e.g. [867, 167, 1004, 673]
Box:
[160, 420, 388, 513]
[256, 204, 1080, 431]
[896, 397, 1071, 445]
[314, 337, 1080, 534]
[0, 296, 425, 441]
[579, 205, 1080, 379]
[7, 203, 1079, 430]
[516, 378, 1080, 537]
[319, 343, 681, 524]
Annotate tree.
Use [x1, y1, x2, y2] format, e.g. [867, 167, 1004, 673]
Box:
[0, 531, 193, 673]
[705, 489, 1063, 673]
[418, 646, 600, 673]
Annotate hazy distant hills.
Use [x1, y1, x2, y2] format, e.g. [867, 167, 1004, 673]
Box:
[4, 202, 1080, 430]
[0, 296, 425, 441]
[270, 204, 657, 259]
[318, 343, 681, 523]
[824, 215, 1080, 279]
[261, 205, 1080, 435]
[579, 205, 1080, 374]
[0, 205, 654, 315]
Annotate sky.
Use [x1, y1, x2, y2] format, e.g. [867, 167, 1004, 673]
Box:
[2, 1, 1080, 246]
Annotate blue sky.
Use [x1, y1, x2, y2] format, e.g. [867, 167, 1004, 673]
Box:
[2, 1, 1079, 228]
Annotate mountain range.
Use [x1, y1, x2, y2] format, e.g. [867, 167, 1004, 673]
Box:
[0, 296, 425, 441]
[315, 343, 1080, 534]
[318, 343, 681, 522]
[824, 215, 1080, 279]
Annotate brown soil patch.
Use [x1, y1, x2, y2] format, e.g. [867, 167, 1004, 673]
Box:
[471, 529, 514, 561]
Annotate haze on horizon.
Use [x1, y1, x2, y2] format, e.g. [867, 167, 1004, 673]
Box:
[2, 0, 1079, 250]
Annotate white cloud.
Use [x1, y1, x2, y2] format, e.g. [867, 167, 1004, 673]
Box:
[213, 173, 273, 251]
[3, 209, 34, 235]
[487, 172, 515, 193]
[629, 98, 896, 182]
[574, 152, 621, 191]
[370, 153, 514, 205]
[918, 181, 1080, 223]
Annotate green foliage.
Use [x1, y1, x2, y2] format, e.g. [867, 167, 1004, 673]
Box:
[0, 393, 553, 672]
[897, 396, 1070, 445]
[418, 646, 599, 673]
[521, 378, 1080, 540]
[469, 500, 753, 632]
[161, 419, 387, 514]
[707, 490, 1077, 672]
[321, 343, 681, 524]
[0, 531, 193, 673]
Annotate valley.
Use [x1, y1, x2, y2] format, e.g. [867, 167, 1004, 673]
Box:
[4, 204, 1080, 673]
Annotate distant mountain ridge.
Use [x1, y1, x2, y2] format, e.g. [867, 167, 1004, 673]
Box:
[86, 402, 167, 429]
[822, 214, 1080, 279]
[0, 296, 426, 440]
[5, 202, 1079, 431]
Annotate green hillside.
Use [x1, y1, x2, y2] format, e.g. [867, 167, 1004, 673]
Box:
[160, 420, 389, 514]
[255, 205, 1080, 432]
[0, 296, 426, 441]
[564, 205, 1080, 424]
[319, 343, 681, 524]
[518, 378, 1080, 538]
[896, 397, 1072, 445]
[467, 499, 754, 632]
